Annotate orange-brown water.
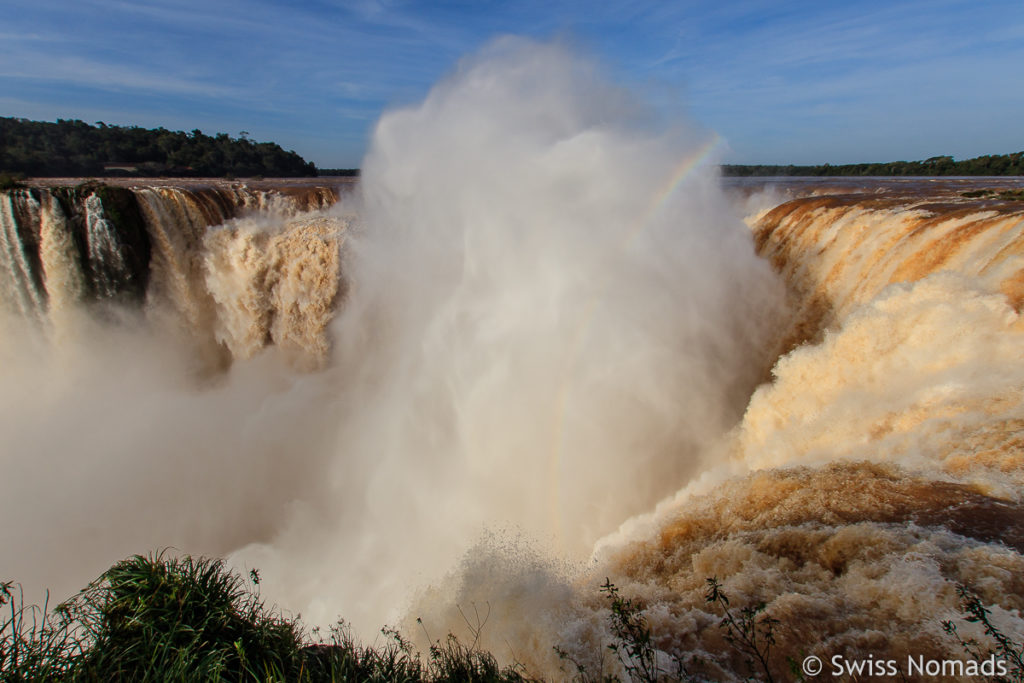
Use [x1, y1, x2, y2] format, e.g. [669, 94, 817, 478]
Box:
[455, 181, 1024, 680]
[2, 45, 1023, 681]
[2, 173, 1023, 681]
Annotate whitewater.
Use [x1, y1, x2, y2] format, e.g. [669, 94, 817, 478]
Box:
[1, 39, 1022, 679]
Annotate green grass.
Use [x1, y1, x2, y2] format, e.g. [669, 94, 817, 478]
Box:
[4, 554, 1023, 682]
[0, 553, 530, 682]
[1, 553, 305, 682]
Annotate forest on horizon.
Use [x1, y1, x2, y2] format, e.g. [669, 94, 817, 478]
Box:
[2, 117, 1022, 179]
[722, 152, 1024, 177]
[0, 117, 318, 178]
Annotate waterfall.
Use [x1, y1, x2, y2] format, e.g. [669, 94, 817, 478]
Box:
[0, 182, 347, 368]
[0, 191, 46, 317]
[84, 193, 129, 299]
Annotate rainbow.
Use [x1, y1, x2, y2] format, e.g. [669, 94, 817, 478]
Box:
[546, 132, 724, 549]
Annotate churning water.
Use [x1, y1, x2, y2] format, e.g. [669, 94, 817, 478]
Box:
[1, 38, 1022, 679]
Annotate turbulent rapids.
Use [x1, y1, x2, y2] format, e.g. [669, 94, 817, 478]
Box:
[2, 40, 1023, 680]
[0, 181, 342, 369]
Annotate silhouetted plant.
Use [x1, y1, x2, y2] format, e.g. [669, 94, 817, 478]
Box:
[705, 577, 778, 683]
[0, 579, 83, 681]
[942, 584, 1024, 682]
[554, 579, 693, 682]
[418, 603, 531, 682]
[601, 578, 660, 682]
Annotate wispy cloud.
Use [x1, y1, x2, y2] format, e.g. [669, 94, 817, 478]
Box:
[1, 0, 1022, 166]
[0, 54, 241, 100]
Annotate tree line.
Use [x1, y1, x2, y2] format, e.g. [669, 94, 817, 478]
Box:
[723, 152, 1024, 177]
[0, 117, 317, 178]
[6, 116, 1021, 179]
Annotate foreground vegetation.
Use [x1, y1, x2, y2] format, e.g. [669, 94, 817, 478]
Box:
[0, 118, 316, 178]
[723, 151, 1024, 177]
[4, 553, 1022, 682]
[1, 554, 529, 682]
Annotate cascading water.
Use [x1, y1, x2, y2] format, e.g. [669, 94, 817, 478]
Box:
[38, 194, 83, 308]
[84, 193, 129, 299]
[0, 191, 46, 317]
[0, 182, 344, 366]
[398, 185, 1024, 677]
[134, 187, 223, 357]
[1, 38, 1022, 681]
[202, 214, 344, 368]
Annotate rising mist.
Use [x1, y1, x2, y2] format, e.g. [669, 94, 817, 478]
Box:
[0, 38, 785, 638]
[2, 37, 1022, 681]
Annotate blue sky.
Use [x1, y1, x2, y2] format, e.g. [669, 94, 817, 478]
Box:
[2, 0, 1022, 168]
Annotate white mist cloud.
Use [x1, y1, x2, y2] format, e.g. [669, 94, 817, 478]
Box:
[232, 37, 786, 630]
[0, 38, 786, 640]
